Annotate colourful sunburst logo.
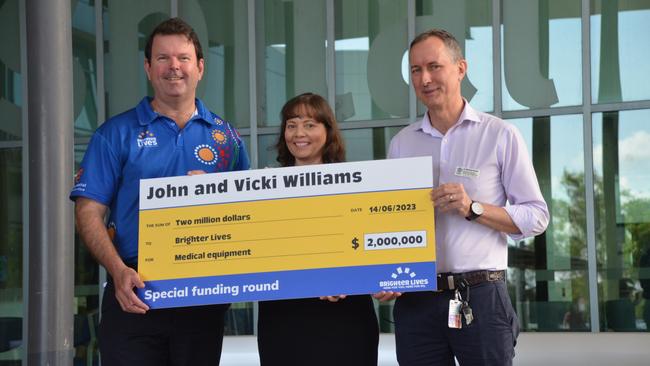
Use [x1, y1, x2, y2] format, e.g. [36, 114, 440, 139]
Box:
[212, 130, 228, 145]
[194, 144, 218, 165]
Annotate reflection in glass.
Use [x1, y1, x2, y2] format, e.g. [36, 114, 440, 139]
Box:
[343, 126, 403, 161]
[590, 1, 650, 103]
[0, 148, 22, 362]
[258, 134, 279, 168]
[593, 109, 650, 331]
[416, 0, 493, 113]
[73, 0, 99, 139]
[335, 0, 407, 121]
[259, 0, 327, 126]
[507, 115, 590, 331]
[72, 144, 100, 365]
[0, 0, 22, 142]
[501, 0, 582, 111]
[182, 1, 250, 127]
[104, 0, 170, 116]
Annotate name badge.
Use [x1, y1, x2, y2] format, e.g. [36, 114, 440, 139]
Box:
[455, 167, 480, 178]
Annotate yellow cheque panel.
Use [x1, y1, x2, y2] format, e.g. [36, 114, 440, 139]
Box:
[139, 188, 435, 281]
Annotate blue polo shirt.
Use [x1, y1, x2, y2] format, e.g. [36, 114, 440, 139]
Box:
[70, 97, 250, 263]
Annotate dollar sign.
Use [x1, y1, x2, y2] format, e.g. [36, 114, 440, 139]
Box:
[351, 237, 359, 250]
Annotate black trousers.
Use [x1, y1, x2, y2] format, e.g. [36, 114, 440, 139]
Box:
[98, 280, 229, 366]
[257, 295, 379, 366]
[393, 281, 519, 366]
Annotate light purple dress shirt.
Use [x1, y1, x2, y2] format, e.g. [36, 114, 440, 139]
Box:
[388, 101, 549, 273]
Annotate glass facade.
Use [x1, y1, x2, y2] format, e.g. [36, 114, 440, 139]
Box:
[3, 0, 650, 362]
[593, 109, 650, 331]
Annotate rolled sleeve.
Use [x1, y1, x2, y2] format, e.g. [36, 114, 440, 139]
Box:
[500, 125, 550, 240]
[505, 201, 549, 241]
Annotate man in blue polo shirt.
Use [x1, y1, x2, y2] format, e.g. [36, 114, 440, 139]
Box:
[70, 18, 249, 366]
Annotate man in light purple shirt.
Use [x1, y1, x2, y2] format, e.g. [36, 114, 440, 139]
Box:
[386, 29, 549, 366]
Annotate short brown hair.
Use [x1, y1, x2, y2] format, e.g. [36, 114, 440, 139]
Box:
[145, 17, 203, 64]
[275, 93, 345, 167]
[410, 29, 463, 62]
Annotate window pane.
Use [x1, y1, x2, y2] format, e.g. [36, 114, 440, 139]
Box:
[73, 1, 98, 138]
[72, 143, 99, 365]
[181, 1, 250, 128]
[501, 0, 582, 111]
[0, 148, 23, 362]
[72, 3, 101, 364]
[258, 134, 279, 168]
[104, 0, 170, 117]
[591, 1, 650, 103]
[508, 115, 590, 331]
[417, 0, 493, 113]
[0, 0, 22, 142]
[593, 109, 650, 331]
[259, 0, 327, 126]
[335, 0, 408, 122]
[342, 126, 403, 161]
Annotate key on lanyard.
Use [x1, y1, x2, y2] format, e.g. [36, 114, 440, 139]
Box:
[460, 285, 474, 325]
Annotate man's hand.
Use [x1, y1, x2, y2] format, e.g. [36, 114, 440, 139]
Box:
[431, 183, 472, 218]
[187, 170, 207, 175]
[75, 197, 150, 314]
[319, 295, 347, 303]
[373, 291, 401, 302]
[112, 265, 149, 314]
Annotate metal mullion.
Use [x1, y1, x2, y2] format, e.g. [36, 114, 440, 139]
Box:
[248, 0, 260, 335]
[171, 0, 178, 17]
[493, 0, 502, 118]
[408, 0, 416, 123]
[591, 100, 650, 113]
[338, 119, 411, 130]
[581, 0, 599, 333]
[0, 141, 23, 149]
[19, 0, 29, 364]
[75, 136, 92, 145]
[254, 118, 413, 136]
[498, 100, 650, 120]
[94, 0, 107, 319]
[248, 0, 258, 169]
[326, 0, 335, 107]
[502, 105, 584, 119]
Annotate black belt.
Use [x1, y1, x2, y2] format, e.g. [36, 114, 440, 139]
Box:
[436, 270, 505, 291]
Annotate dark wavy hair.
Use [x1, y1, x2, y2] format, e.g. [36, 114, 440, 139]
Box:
[145, 17, 203, 64]
[275, 93, 345, 167]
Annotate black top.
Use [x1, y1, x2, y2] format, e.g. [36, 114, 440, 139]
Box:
[257, 295, 379, 366]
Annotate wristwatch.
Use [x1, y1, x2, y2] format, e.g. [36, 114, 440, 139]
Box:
[465, 201, 484, 221]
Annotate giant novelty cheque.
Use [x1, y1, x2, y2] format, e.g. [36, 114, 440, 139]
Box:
[137, 156, 437, 308]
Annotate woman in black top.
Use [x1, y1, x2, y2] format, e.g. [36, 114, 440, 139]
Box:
[257, 93, 379, 366]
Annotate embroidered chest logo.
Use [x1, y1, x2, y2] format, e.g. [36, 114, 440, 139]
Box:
[212, 130, 228, 145]
[137, 130, 158, 148]
[194, 144, 218, 165]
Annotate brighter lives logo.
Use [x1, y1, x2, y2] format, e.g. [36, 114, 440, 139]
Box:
[379, 266, 429, 290]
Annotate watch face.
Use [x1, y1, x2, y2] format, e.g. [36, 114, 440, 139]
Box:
[471, 202, 484, 215]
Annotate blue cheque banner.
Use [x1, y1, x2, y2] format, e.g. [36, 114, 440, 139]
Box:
[137, 261, 437, 308]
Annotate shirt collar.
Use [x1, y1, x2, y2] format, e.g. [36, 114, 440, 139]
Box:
[418, 99, 481, 136]
[135, 97, 217, 126]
